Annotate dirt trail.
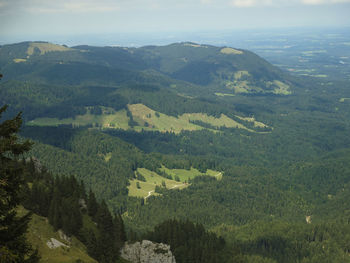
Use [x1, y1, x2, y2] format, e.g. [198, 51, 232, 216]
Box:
[170, 184, 183, 189]
[144, 190, 154, 200]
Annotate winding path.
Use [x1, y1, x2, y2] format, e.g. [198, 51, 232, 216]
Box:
[170, 184, 183, 189]
[214, 172, 222, 179]
[144, 190, 154, 200]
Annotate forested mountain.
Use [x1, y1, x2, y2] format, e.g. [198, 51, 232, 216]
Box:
[1, 41, 350, 262]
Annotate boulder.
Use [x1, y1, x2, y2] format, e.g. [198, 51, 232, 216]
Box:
[121, 240, 176, 263]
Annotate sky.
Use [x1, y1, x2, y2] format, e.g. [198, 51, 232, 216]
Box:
[0, 0, 350, 44]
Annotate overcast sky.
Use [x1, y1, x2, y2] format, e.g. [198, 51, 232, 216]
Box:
[1, 0, 350, 43]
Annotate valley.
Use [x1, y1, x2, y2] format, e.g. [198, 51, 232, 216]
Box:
[1, 38, 350, 263]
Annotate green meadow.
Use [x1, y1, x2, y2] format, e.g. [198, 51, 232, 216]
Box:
[28, 104, 270, 133]
[127, 167, 221, 198]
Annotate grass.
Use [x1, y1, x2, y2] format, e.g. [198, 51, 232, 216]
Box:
[104, 152, 112, 162]
[226, 78, 291, 96]
[128, 167, 221, 198]
[235, 116, 269, 129]
[183, 43, 203, 48]
[13, 58, 27, 63]
[214, 93, 235, 97]
[220, 47, 243, 55]
[28, 107, 129, 129]
[129, 104, 261, 133]
[127, 168, 187, 198]
[27, 42, 71, 56]
[226, 80, 252, 94]
[128, 104, 203, 133]
[28, 104, 269, 133]
[17, 206, 96, 263]
[311, 74, 328, 78]
[234, 71, 250, 80]
[267, 80, 292, 95]
[159, 166, 221, 182]
[181, 112, 250, 130]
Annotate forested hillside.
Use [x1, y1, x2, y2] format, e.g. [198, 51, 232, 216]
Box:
[1, 41, 350, 262]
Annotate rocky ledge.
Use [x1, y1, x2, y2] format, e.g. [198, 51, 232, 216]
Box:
[121, 240, 176, 263]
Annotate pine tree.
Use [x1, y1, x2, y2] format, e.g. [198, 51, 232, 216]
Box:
[113, 213, 126, 251]
[0, 104, 40, 262]
[87, 189, 99, 218]
[95, 201, 117, 263]
[48, 189, 62, 231]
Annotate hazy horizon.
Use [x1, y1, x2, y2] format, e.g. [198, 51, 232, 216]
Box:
[1, 0, 350, 47]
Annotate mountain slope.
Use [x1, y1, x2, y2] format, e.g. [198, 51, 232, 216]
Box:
[0, 41, 293, 96]
[134, 42, 292, 95]
[17, 206, 97, 263]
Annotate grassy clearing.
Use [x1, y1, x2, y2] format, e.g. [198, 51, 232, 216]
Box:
[13, 58, 27, 63]
[128, 104, 204, 133]
[159, 166, 221, 182]
[214, 93, 235, 97]
[234, 71, 250, 80]
[128, 167, 221, 198]
[127, 168, 187, 198]
[220, 47, 243, 55]
[28, 107, 129, 129]
[339, 98, 350, 102]
[28, 104, 269, 133]
[99, 152, 113, 162]
[235, 116, 269, 129]
[181, 112, 250, 130]
[302, 50, 327, 56]
[311, 74, 328, 78]
[183, 43, 204, 48]
[129, 104, 260, 133]
[226, 80, 252, 94]
[226, 78, 291, 95]
[17, 206, 96, 263]
[267, 80, 292, 95]
[27, 42, 71, 56]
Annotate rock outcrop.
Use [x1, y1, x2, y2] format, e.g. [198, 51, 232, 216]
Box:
[121, 240, 176, 263]
[46, 238, 69, 249]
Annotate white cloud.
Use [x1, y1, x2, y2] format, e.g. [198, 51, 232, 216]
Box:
[301, 0, 325, 4]
[63, 2, 120, 13]
[228, 0, 350, 7]
[21, 0, 120, 14]
[301, 0, 350, 4]
[229, 0, 275, 7]
[230, 0, 256, 7]
[200, 0, 213, 4]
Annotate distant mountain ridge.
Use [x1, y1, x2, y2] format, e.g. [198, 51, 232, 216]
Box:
[0, 41, 292, 95]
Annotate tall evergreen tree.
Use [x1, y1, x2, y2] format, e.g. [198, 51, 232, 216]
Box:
[95, 201, 118, 263]
[87, 189, 99, 218]
[0, 104, 39, 262]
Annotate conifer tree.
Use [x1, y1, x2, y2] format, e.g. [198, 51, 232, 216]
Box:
[95, 201, 117, 263]
[0, 104, 39, 262]
[48, 189, 62, 231]
[87, 189, 99, 218]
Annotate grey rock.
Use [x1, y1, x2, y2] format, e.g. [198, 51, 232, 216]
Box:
[58, 229, 72, 243]
[121, 240, 176, 263]
[46, 238, 69, 249]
